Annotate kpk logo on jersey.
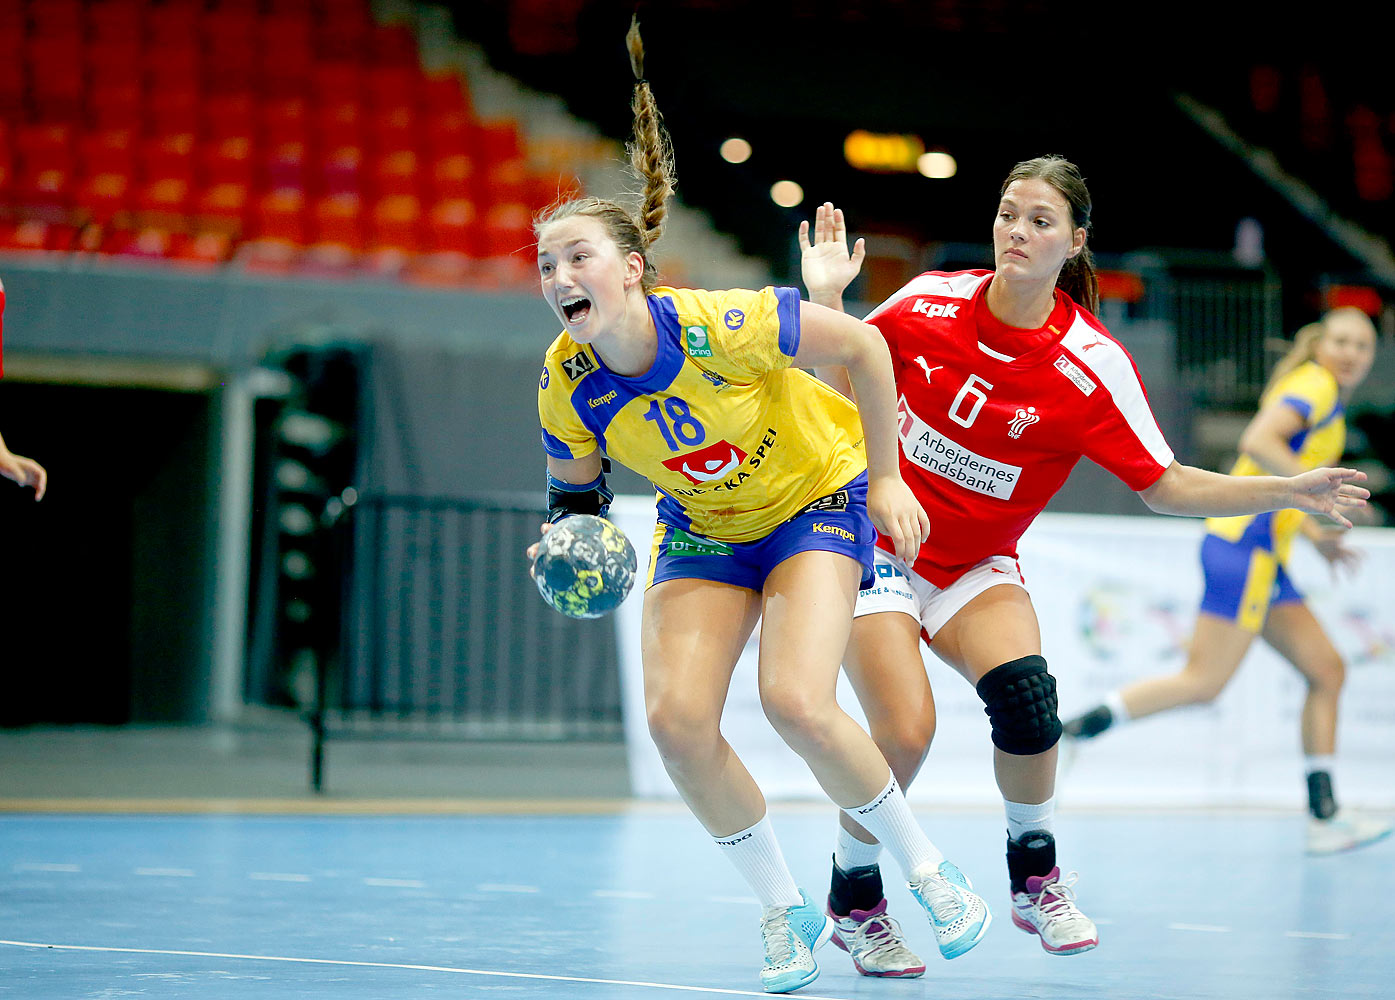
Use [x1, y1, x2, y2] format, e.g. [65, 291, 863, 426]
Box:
[910, 299, 960, 319]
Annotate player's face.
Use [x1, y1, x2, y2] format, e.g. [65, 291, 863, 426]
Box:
[536, 215, 643, 343]
[1314, 313, 1377, 390]
[992, 179, 1086, 283]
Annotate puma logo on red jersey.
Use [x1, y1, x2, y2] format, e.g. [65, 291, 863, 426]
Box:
[913, 356, 942, 384]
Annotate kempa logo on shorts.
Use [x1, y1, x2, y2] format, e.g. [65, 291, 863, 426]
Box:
[811, 522, 855, 541]
[667, 529, 734, 557]
[684, 325, 713, 357]
[561, 351, 595, 380]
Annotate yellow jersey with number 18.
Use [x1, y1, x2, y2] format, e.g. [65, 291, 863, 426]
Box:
[1205, 360, 1345, 562]
[537, 285, 866, 543]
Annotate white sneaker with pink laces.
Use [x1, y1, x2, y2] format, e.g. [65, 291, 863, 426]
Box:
[1010, 867, 1098, 955]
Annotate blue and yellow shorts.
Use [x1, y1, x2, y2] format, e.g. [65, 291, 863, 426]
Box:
[1197, 532, 1303, 634]
[647, 472, 876, 593]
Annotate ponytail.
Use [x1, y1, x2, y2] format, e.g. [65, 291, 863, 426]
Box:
[534, 16, 677, 293]
[1058, 247, 1100, 315]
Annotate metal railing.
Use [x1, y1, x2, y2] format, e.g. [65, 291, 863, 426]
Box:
[310, 493, 625, 790]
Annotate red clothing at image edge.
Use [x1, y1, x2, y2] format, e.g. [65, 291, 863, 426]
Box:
[864, 269, 1175, 587]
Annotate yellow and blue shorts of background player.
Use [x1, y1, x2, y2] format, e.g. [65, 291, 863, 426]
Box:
[1197, 512, 1304, 634]
[645, 471, 876, 593]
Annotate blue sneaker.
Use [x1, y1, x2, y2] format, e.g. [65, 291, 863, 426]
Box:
[908, 860, 992, 959]
[759, 889, 834, 993]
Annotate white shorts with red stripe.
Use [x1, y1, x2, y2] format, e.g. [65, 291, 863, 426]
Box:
[854, 548, 1026, 641]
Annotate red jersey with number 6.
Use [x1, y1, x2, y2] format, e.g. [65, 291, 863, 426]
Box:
[863, 270, 1174, 587]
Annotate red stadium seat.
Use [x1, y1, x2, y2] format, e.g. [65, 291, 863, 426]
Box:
[479, 200, 533, 258]
[322, 144, 366, 197]
[369, 106, 419, 156]
[315, 101, 364, 151]
[75, 171, 133, 224]
[423, 110, 476, 158]
[0, 218, 78, 253]
[194, 182, 251, 235]
[200, 135, 255, 187]
[367, 66, 421, 109]
[372, 149, 421, 199]
[423, 72, 470, 117]
[149, 89, 201, 136]
[424, 197, 479, 256]
[135, 175, 193, 228]
[139, 133, 196, 182]
[89, 0, 146, 45]
[370, 24, 418, 68]
[429, 153, 477, 201]
[255, 187, 308, 244]
[475, 119, 522, 166]
[481, 158, 530, 205]
[261, 98, 310, 146]
[311, 63, 365, 107]
[204, 94, 258, 142]
[78, 127, 136, 178]
[90, 82, 143, 132]
[310, 192, 366, 251]
[263, 141, 309, 192]
[369, 193, 423, 251]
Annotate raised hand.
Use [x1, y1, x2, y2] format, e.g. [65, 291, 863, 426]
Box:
[798, 202, 865, 303]
[1288, 467, 1369, 529]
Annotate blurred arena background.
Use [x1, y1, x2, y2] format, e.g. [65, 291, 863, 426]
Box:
[0, 0, 1391, 807]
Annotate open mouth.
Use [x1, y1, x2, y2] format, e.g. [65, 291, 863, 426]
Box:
[561, 296, 592, 324]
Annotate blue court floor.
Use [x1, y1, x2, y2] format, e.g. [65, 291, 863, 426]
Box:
[3, 806, 1392, 999]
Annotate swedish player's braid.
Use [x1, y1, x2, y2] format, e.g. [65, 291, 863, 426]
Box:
[533, 18, 675, 294]
[1002, 155, 1100, 314]
[625, 15, 676, 286]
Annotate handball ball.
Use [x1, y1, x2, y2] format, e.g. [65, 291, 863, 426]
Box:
[533, 514, 637, 619]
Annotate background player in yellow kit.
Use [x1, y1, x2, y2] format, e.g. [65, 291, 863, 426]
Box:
[1063, 307, 1388, 855]
[527, 19, 996, 994]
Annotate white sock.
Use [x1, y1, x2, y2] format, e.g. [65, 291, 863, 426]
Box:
[1005, 796, 1055, 841]
[1304, 754, 1336, 776]
[713, 815, 803, 909]
[845, 772, 943, 880]
[834, 824, 883, 871]
[1104, 690, 1131, 724]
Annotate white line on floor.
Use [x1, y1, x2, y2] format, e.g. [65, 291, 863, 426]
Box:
[477, 883, 540, 893]
[13, 863, 80, 872]
[362, 877, 426, 888]
[249, 873, 311, 882]
[1284, 930, 1350, 940]
[1167, 923, 1231, 933]
[593, 890, 655, 900]
[134, 868, 195, 878]
[0, 939, 861, 998]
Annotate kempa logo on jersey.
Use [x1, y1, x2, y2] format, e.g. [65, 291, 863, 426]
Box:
[1054, 355, 1097, 396]
[684, 325, 713, 357]
[561, 351, 595, 380]
[911, 299, 960, 319]
[588, 390, 618, 408]
[898, 398, 1022, 499]
[811, 522, 855, 541]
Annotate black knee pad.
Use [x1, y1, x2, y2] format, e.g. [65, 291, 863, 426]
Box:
[975, 655, 1061, 755]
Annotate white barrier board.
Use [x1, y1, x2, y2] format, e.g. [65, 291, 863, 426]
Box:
[608, 496, 1395, 809]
